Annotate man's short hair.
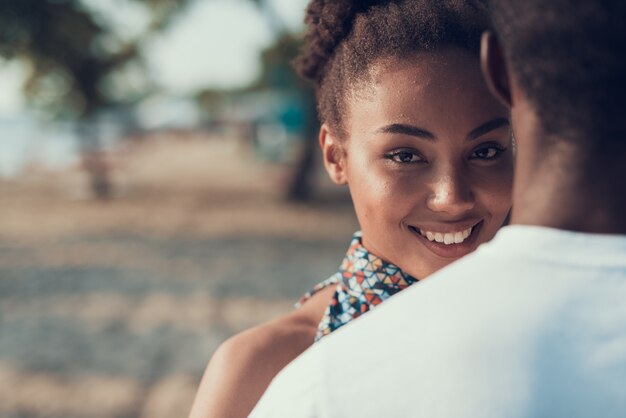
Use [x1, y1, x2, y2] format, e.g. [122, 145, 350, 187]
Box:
[489, 0, 626, 152]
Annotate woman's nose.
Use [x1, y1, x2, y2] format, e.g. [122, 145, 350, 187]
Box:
[426, 171, 475, 215]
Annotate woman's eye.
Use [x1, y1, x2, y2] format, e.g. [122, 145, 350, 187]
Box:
[386, 150, 425, 164]
[470, 146, 504, 160]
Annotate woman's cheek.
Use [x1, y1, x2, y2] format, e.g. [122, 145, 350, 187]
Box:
[474, 166, 514, 218]
[353, 177, 396, 228]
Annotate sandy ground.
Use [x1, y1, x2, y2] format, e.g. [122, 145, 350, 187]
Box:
[0, 133, 358, 418]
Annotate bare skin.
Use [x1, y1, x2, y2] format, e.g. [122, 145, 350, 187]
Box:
[188, 286, 334, 418]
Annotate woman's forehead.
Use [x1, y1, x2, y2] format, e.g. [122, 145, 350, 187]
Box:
[346, 50, 507, 137]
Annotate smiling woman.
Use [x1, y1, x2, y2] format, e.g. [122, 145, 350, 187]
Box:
[189, 1, 513, 417]
[332, 50, 513, 278]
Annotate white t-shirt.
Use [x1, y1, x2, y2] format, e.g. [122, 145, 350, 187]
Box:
[250, 226, 626, 418]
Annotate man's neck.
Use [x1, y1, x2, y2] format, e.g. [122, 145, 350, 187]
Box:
[510, 132, 626, 234]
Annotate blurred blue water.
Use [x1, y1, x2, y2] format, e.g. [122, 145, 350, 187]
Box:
[0, 114, 129, 177]
[0, 115, 78, 176]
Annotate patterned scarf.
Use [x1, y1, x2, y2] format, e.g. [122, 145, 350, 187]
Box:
[297, 231, 419, 341]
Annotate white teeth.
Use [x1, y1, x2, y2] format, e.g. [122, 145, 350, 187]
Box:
[417, 225, 474, 245]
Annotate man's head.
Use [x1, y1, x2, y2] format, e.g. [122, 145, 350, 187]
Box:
[483, 0, 626, 154]
[481, 0, 626, 233]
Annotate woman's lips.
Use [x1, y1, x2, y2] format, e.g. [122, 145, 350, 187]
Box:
[408, 220, 484, 259]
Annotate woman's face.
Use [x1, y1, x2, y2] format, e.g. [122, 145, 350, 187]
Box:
[323, 48, 513, 279]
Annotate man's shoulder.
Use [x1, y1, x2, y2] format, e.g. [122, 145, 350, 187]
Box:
[251, 226, 626, 417]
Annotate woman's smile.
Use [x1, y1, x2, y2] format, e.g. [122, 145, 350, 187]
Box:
[408, 220, 484, 259]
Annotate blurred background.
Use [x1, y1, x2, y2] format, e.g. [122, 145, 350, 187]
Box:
[0, 0, 358, 416]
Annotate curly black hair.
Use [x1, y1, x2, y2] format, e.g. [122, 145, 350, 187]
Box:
[294, 0, 490, 138]
[489, 0, 626, 152]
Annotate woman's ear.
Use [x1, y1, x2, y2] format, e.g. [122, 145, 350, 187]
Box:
[319, 124, 348, 185]
[481, 31, 512, 108]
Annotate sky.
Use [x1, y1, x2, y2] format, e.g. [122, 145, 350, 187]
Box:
[0, 0, 309, 116]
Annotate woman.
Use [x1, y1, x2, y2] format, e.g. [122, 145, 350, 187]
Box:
[189, 1, 513, 417]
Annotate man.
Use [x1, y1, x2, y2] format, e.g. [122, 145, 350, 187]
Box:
[250, 0, 626, 416]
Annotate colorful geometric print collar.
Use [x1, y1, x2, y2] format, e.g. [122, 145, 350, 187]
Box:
[297, 231, 419, 342]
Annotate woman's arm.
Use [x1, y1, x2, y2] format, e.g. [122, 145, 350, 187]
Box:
[188, 286, 334, 418]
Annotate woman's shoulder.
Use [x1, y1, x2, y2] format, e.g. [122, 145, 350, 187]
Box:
[189, 286, 335, 418]
[189, 316, 313, 417]
[219, 283, 336, 364]
[216, 311, 316, 369]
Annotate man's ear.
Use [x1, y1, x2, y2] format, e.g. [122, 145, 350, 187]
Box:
[319, 124, 348, 185]
[481, 31, 512, 108]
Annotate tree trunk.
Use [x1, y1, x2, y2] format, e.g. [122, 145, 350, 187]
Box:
[78, 117, 112, 200]
[286, 93, 319, 202]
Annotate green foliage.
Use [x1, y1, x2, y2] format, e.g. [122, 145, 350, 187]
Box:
[0, 0, 190, 117]
[254, 34, 307, 91]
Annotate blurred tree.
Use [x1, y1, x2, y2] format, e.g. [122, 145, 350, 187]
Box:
[248, 0, 319, 202]
[0, 0, 190, 198]
[253, 34, 318, 201]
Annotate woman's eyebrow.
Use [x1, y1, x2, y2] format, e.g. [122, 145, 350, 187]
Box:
[376, 123, 435, 140]
[467, 118, 510, 140]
